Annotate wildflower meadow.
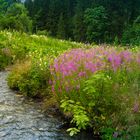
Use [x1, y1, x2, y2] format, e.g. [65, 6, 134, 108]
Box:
[0, 31, 140, 139]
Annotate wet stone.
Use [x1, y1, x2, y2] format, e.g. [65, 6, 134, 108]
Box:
[0, 72, 97, 140]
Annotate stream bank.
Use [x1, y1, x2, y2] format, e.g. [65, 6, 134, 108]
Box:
[0, 71, 98, 140]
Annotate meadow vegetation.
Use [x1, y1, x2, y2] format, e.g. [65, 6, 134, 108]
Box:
[0, 30, 140, 139]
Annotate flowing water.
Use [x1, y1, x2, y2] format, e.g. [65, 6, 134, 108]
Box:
[0, 71, 98, 140]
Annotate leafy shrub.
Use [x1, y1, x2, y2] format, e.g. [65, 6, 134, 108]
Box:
[50, 47, 140, 137]
[84, 6, 109, 43]
[0, 3, 32, 32]
[36, 30, 50, 36]
[8, 56, 50, 97]
[7, 61, 31, 90]
[60, 99, 90, 136]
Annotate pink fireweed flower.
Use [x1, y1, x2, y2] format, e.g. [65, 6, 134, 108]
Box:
[50, 47, 138, 95]
[54, 62, 59, 71]
[133, 102, 139, 113]
[51, 85, 55, 93]
[78, 71, 86, 77]
[108, 54, 122, 71]
[121, 50, 132, 62]
[49, 80, 52, 85]
[86, 62, 96, 73]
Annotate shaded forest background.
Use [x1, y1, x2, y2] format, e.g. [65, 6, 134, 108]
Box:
[0, 0, 140, 45]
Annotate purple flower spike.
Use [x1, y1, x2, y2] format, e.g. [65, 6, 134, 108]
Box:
[50, 48, 139, 95]
[113, 132, 118, 138]
[133, 102, 139, 113]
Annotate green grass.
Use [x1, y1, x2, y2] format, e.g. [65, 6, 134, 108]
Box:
[0, 30, 83, 68]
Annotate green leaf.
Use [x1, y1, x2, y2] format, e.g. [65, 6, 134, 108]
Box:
[67, 128, 80, 136]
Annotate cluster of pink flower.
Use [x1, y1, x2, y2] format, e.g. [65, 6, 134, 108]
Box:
[50, 47, 140, 94]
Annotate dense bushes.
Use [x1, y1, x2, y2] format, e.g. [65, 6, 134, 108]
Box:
[8, 58, 50, 97]
[23, 0, 140, 45]
[50, 48, 140, 138]
[122, 16, 140, 46]
[0, 3, 32, 32]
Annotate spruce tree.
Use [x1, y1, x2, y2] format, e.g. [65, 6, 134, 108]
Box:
[73, 0, 86, 42]
[57, 13, 66, 39]
[47, 0, 59, 36]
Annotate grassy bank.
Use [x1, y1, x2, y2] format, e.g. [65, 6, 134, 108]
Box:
[0, 30, 140, 139]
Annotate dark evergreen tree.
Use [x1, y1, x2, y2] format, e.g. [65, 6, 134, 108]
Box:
[1, 3, 32, 32]
[0, 0, 8, 14]
[57, 13, 66, 39]
[24, 0, 33, 17]
[84, 6, 108, 43]
[46, 0, 60, 36]
[1, 0, 140, 44]
[73, 0, 86, 42]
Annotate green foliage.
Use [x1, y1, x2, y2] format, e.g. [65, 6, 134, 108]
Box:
[1, 0, 139, 44]
[73, 0, 86, 42]
[84, 68, 140, 139]
[122, 16, 140, 45]
[113, 36, 119, 46]
[60, 99, 90, 136]
[8, 56, 50, 97]
[0, 30, 81, 69]
[0, 3, 32, 32]
[0, 0, 139, 44]
[101, 121, 116, 140]
[0, 0, 8, 14]
[0, 48, 12, 70]
[0, 32, 13, 69]
[84, 6, 108, 43]
[81, 73, 117, 133]
[54, 60, 140, 137]
[57, 13, 66, 39]
[67, 128, 80, 136]
[36, 30, 50, 36]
